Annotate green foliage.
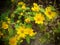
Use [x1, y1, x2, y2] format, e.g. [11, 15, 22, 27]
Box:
[26, 35, 31, 44]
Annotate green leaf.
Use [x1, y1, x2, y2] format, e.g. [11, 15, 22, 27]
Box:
[1, 10, 10, 20]
[30, 36, 35, 39]
[2, 29, 8, 35]
[8, 27, 14, 37]
[27, 12, 33, 15]
[24, 23, 32, 28]
[26, 7, 30, 10]
[3, 36, 9, 45]
[16, 7, 22, 11]
[14, 7, 22, 14]
[29, 17, 34, 21]
[50, 5, 56, 11]
[39, 37, 47, 44]
[26, 36, 30, 44]
[15, 24, 19, 28]
[40, 8, 45, 13]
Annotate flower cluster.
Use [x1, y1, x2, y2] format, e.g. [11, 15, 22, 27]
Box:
[1, 1, 58, 45]
[16, 26, 36, 39]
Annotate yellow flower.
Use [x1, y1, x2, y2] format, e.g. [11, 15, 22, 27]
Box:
[7, 20, 11, 24]
[25, 18, 30, 23]
[31, 3, 40, 12]
[20, 12, 23, 16]
[16, 26, 26, 38]
[25, 28, 36, 36]
[45, 6, 52, 12]
[31, 6, 40, 12]
[18, 2, 25, 5]
[33, 3, 38, 6]
[45, 7, 57, 19]
[9, 37, 17, 45]
[22, 5, 26, 10]
[2, 22, 8, 29]
[34, 13, 45, 24]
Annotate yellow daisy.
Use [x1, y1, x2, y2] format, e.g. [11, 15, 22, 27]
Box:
[45, 7, 57, 19]
[25, 18, 30, 23]
[34, 13, 45, 24]
[33, 3, 38, 7]
[18, 2, 25, 5]
[31, 3, 40, 12]
[9, 37, 17, 45]
[20, 12, 24, 16]
[22, 5, 26, 10]
[16, 26, 26, 38]
[2, 22, 8, 29]
[25, 28, 36, 36]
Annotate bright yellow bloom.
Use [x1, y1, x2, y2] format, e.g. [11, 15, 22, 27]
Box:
[33, 3, 38, 7]
[15, 35, 20, 40]
[45, 6, 52, 12]
[16, 26, 26, 38]
[45, 7, 57, 19]
[22, 5, 26, 10]
[25, 28, 36, 36]
[31, 3, 40, 12]
[31, 6, 40, 12]
[9, 37, 17, 45]
[25, 18, 30, 23]
[18, 2, 25, 5]
[2, 22, 8, 29]
[34, 13, 45, 24]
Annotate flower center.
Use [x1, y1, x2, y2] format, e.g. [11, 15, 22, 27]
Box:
[48, 12, 51, 15]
